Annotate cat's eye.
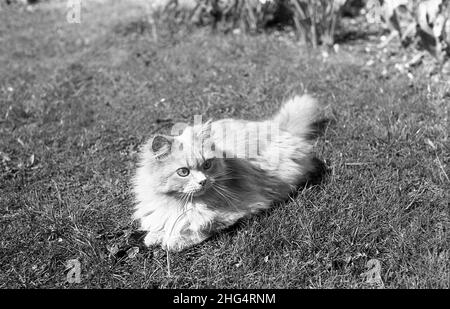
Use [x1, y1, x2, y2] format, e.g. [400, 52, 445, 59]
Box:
[203, 159, 213, 170]
[176, 167, 190, 177]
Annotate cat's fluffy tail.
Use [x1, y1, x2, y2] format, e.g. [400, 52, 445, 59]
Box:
[272, 94, 319, 137]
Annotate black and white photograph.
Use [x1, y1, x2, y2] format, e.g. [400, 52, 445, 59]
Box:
[0, 0, 448, 292]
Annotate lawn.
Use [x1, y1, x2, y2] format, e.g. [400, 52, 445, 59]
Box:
[0, 0, 448, 288]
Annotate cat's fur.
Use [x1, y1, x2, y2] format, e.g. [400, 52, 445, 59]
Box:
[133, 94, 321, 251]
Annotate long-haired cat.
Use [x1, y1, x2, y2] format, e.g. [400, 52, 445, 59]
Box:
[133, 94, 321, 251]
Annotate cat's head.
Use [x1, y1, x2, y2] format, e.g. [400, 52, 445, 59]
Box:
[145, 122, 226, 199]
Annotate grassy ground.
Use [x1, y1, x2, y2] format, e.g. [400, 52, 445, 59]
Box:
[0, 1, 448, 288]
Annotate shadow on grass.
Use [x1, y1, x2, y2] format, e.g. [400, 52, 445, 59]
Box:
[309, 118, 335, 140]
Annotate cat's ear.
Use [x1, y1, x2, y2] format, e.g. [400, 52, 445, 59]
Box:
[150, 135, 173, 159]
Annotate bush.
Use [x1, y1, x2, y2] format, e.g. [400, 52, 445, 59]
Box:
[364, 0, 450, 62]
[158, 0, 348, 47]
[155, 0, 449, 62]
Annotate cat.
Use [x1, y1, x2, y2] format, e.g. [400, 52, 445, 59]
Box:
[133, 94, 322, 251]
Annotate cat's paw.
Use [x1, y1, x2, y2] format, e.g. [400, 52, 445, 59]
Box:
[162, 232, 209, 252]
[161, 239, 188, 252]
[143, 232, 162, 247]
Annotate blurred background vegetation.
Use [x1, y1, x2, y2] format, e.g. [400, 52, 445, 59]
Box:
[146, 0, 449, 62]
[5, 0, 450, 63]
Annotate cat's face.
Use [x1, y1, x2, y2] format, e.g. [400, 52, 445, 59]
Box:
[165, 156, 223, 197]
[148, 124, 227, 199]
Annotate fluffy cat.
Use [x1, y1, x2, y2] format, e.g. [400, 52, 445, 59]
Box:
[133, 94, 321, 251]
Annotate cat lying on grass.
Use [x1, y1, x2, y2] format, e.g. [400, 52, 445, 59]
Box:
[133, 94, 323, 251]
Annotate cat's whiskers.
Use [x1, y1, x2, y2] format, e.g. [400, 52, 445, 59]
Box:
[168, 192, 194, 240]
[211, 186, 233, 208]
[214, 176, 238, 182]
[214, 183, 240, 200]
[188, 191, 193, 208]
[211, 170, 232, 177]
[212, 184, 240, 211]
[179, 192, 190, 210]
[211, 175, 233, 181]
[212, 170, 239, 182]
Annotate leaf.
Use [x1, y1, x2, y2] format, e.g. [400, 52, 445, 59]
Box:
[107, 244, 119, 256]
[0, 151, 11, 162]
[126, 246, 140, 259]
[28, 154, 35, 167]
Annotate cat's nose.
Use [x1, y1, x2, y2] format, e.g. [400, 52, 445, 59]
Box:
[199, 179, 206, 186]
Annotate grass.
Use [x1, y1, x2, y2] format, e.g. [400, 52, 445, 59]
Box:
[0, 0, 448, 288]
